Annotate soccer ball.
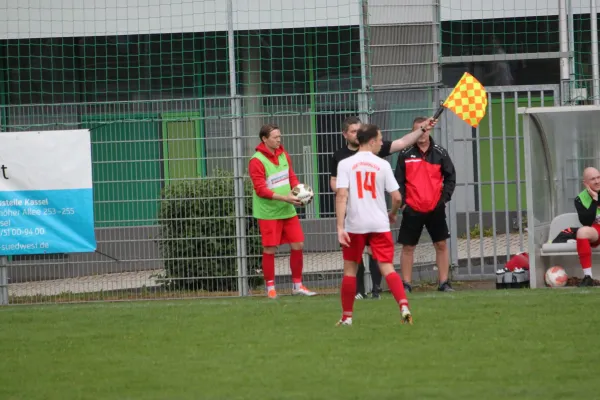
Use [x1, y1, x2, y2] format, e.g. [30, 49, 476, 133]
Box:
[545, 266, 568, 287]
[291, 184, 314, 206]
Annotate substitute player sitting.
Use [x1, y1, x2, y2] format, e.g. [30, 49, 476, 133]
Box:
[574, 166, 600, 287]
[335, 124, 412, 326]
[249, 123, 317, 299]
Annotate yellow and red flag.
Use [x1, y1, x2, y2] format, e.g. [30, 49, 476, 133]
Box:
[441, 72, 488, 128]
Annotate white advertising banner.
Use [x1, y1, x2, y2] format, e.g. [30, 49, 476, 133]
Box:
[0, 130, 96, 255]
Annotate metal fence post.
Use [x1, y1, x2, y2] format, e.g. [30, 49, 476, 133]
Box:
[432, 0, 441, 87]
[559, 0, 570, 104]
[590, 0, 600, 104]
[442, 94, 460, 270]
[358, 0, 370, 124]
[227, 0, 249, 296]
[0, 256, 8, 305]
[358, 0, 373, 285]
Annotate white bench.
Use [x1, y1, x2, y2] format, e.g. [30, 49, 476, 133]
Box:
[531, 212, 600, 287]
[540, 213, 580, 256]
[540, 212, 600, 256]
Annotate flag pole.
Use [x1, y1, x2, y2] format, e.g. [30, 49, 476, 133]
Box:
[432, 100, 445, 120]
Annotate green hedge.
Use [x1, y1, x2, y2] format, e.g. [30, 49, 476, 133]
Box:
[158, 170, 263, 292]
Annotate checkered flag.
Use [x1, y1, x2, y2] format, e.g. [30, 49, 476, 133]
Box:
[434, 72, 488, 128]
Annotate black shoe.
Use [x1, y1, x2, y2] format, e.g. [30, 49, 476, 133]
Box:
[438, 280, 455, 292]
[403, 281, 412, 293]
[578, 275, 594, 287]
[371, 285, 382, 299]
[355, 292, 367, 300]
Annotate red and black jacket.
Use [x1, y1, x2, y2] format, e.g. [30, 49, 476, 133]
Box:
[394, 137, 456, 213]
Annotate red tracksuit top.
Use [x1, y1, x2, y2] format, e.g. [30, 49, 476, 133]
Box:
[394, 137, 456, 213]
[248, 143, 300, 200]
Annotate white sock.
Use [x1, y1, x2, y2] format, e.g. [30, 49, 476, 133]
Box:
[293, 282, 302, 290]
[583, 268, 593, 277]
[266, 280, 275, 292]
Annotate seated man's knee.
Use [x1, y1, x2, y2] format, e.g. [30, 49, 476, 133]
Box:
[577, 226, 598, 241]
[290, 242, 304, 251]
[433, 240, 447, 252]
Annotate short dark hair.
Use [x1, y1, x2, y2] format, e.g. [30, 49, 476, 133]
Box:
[342, 116, 361, 133]
[357, 124, 380, 145]
[412, 116, 428, 126]
[259, 124, 279, 141]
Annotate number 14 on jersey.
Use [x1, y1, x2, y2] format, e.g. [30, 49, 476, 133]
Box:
[356, 171, 376, 199]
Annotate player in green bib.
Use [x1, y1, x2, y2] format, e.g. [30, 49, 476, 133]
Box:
[248, 124, 317, 298]
[574, 167, 600, 287]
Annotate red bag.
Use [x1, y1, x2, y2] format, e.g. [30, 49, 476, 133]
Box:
[504, 252, 529, 271]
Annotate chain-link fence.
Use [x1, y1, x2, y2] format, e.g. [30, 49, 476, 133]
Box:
[0, 1, 441, 304]
[2, 86, 550, 304]
[1, 88, 447, 304]
[0, 0, 587, 304]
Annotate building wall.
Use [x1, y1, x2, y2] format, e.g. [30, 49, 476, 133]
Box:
[442, 0, 600, 21]
[6, 0, 596, 43]
[1, 0, 361, 40]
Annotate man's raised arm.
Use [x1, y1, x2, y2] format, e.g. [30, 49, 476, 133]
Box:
[389, 117, 436, 153]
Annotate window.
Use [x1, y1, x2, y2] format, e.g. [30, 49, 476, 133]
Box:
[314, 26, 361, 93]
[77, 32, 230, 103]
[79, 35, 146, 102]
[441, 16, 560, 58]
[234, 27, 361, 98]
[5, 37, 78, 105]
[147, 33, 197, 99]
[442, 59, 560, 87]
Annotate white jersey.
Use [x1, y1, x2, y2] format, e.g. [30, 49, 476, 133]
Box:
[336, 151, 400, 233]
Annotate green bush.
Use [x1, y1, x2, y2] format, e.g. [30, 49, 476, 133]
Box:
[158, 170, 263, 292]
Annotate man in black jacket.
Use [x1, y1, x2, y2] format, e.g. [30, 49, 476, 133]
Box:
[574, 167, 600, 287]
[394, 117, 456, 292]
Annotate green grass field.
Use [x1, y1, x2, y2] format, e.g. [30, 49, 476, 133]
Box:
[1, 289, 599, 400]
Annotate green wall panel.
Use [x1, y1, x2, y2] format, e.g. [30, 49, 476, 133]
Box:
[82, 115, 162, 227]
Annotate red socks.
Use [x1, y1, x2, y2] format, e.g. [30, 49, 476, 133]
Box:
[577, 238, 592, 269]
[262, 253, 275, 288]
[340, 272, 409, 322]
[385, 272, 409, 308]
[290, 249, 303, 284]
[340, 276, 357, 320]
[263, 250, 304, 291]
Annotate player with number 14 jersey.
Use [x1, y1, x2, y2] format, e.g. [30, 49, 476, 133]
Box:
[335, 124, 411, 326]
[338, 153, 399, 235]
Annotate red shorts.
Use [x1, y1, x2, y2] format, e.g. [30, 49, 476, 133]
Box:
[342, 231, 395, 264]
[258, 216, 305, 247]
[592, 224, 600, 247]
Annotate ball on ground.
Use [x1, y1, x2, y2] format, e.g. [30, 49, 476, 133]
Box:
[545, 266, 568, 287]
